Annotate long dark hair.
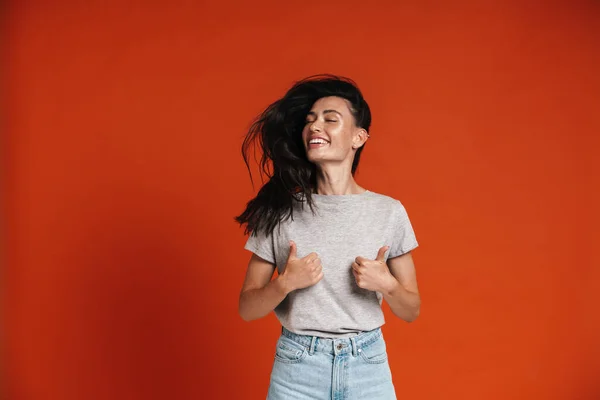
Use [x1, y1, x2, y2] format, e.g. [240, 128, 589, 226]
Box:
[235, 74, 372, 236]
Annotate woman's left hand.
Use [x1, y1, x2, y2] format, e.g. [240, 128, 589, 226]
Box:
[352, 246, 397, 293]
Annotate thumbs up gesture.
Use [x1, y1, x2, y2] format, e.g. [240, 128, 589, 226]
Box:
[280, 240, 324, 292]
[352, 246, 395, 293]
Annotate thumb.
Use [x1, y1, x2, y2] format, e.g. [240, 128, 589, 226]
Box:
[376, 245, 389, 262]
[288, 240, 297, 260]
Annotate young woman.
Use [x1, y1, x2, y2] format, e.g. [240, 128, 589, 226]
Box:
[235, 74, 420, 400]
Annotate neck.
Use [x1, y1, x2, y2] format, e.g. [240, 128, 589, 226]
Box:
[313, 168, 364, 195]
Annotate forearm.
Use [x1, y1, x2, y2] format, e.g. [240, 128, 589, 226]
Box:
[238, 276, 290, 321]
[382, 278, 421, 322]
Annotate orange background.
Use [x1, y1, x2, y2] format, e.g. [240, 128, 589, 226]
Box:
[3, 1, 600, 399]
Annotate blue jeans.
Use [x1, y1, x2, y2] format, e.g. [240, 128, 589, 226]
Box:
[267, 326, 397, 400]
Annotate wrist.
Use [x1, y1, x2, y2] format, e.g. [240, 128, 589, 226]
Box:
[382, 276, 401, 297]
[275, 273, 293, 295]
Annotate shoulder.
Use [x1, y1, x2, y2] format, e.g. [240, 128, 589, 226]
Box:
[364, 190, 406, 210]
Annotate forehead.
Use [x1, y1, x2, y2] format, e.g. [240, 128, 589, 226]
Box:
[310, 96, 351, 114]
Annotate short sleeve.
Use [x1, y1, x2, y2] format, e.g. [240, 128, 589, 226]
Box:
[388, 201, 419, 258]
[244, 228, 276, 264]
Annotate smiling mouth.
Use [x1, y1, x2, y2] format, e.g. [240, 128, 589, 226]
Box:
[307, 138, 330, 149]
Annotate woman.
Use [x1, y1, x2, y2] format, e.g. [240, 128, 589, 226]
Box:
[235, 74, 420, 400]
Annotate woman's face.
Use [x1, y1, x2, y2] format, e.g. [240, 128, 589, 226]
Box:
[301, 96, 366, 165]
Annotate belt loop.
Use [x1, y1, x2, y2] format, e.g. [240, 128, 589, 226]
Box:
[309, 336, 317, 355]
[350, 337, 358, 357]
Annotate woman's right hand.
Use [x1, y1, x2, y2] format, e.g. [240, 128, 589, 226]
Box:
[280, 240, 323, 292]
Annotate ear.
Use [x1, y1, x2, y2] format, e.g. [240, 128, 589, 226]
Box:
[352, 128, 369, 149]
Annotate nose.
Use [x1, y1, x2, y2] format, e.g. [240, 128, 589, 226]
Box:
[310, 122, 322, 132]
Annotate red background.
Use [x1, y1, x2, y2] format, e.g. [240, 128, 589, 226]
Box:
[3, 1, 600, 399]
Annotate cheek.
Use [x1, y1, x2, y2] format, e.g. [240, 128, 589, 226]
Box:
[301, 126, 310, 140]
[329, 127, 352, 146]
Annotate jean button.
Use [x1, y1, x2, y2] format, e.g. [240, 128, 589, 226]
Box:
[336, 344, 343, 350]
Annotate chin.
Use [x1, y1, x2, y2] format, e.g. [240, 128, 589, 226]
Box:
[307, 155, 326, 164]
[306, 150, 341, 165]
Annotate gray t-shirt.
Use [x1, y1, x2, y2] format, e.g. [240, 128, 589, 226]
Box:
[243, 190, 418, 338]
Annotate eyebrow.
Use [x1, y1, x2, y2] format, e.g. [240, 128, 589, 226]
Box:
[306, 109, 343, 117]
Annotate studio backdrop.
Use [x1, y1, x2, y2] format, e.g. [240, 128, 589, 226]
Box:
[3, 1, 599, 399]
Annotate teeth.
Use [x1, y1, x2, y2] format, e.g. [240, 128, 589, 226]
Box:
[309, 139, 328, 144]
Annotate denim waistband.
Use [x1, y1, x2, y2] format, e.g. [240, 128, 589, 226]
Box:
[280, 326, 383, 356]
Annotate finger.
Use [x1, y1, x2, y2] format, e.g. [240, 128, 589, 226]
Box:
[307, 254, 319, 264]
[376, 246, 389, 262]
[351, 262, 361, 272]
[355, 256, 366, 265]
[352, 271, 362, 286]
[288, 240, 297, 260]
